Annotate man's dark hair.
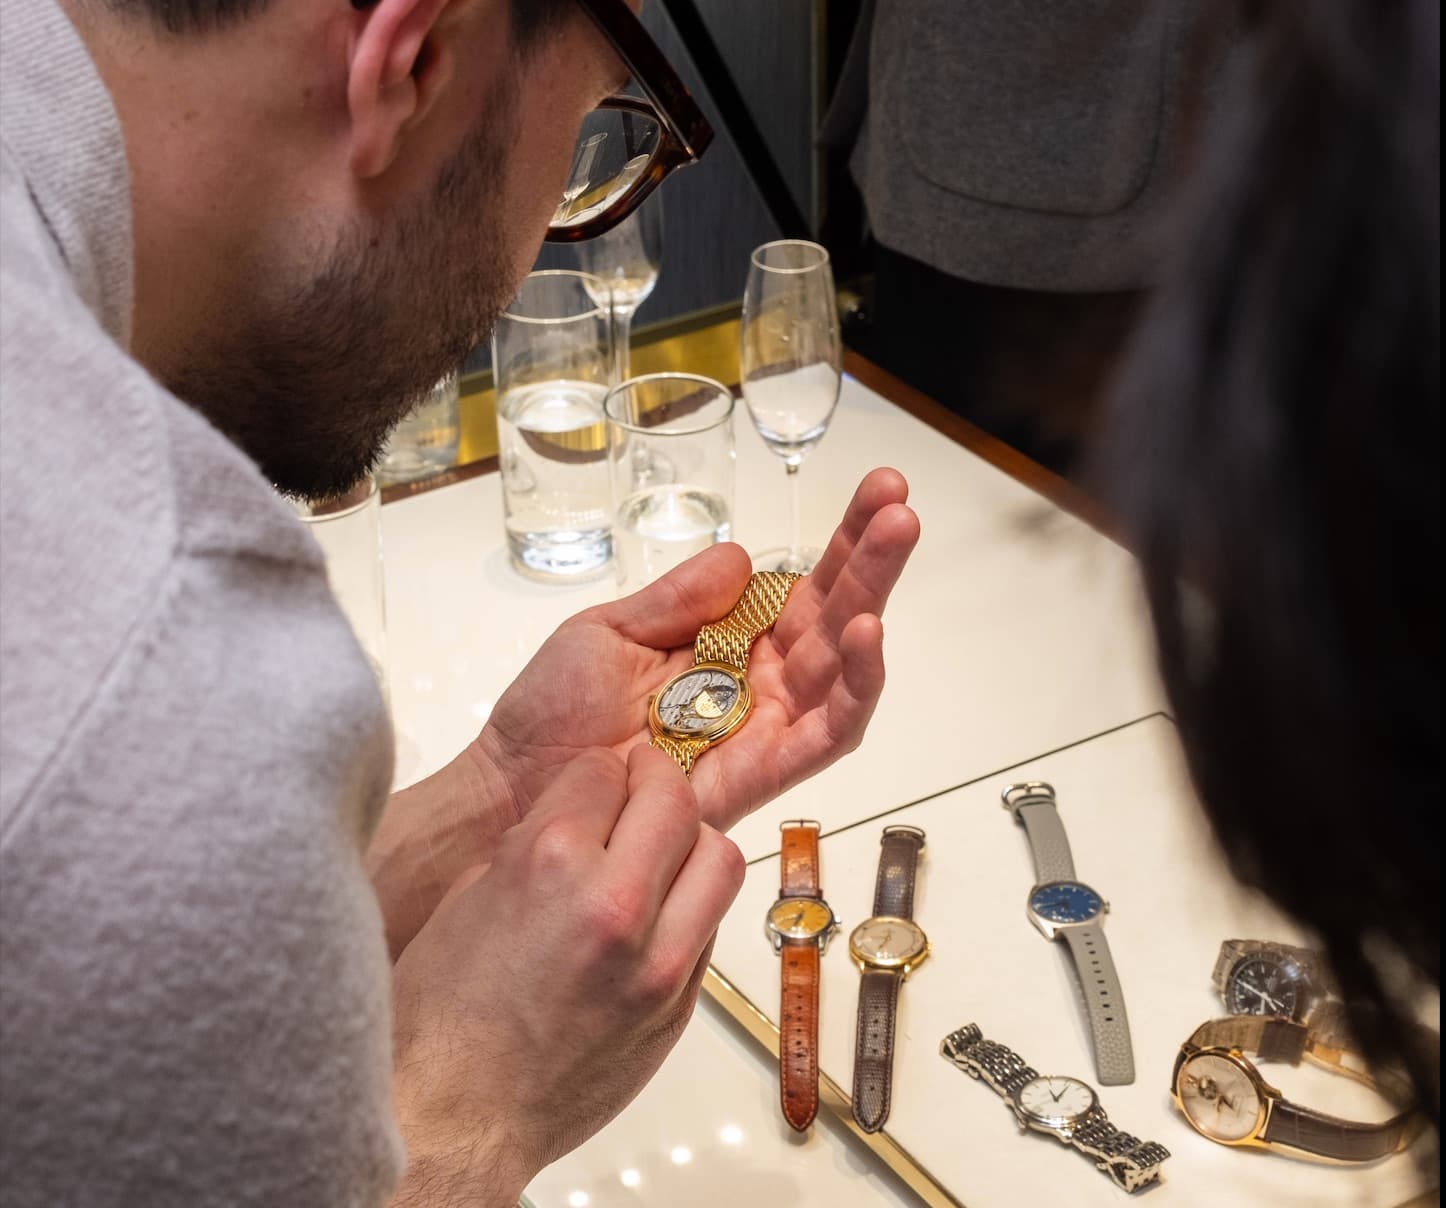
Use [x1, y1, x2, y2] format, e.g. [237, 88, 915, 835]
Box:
[115, 0, 572, 40]
[1099, 0, 1439, 1139]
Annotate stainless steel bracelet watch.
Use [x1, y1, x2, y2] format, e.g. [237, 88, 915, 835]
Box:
[1211, 938, 1336, 1021]
[941, 1024, 1170, 1194]
[1002, 782, 1135, 1085]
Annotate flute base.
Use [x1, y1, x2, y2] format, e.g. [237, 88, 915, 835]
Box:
[750, 545, 822, 575]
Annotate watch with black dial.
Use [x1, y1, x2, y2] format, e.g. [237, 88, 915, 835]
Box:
[848, 825, 929, 1133]
[1212, 938, 1336, 1021]
[764, 820, 838, 1131]
[1002, 782, 1135, 1085]
[941, 1024, 1169, 1193]
[649, 571, 801, 774]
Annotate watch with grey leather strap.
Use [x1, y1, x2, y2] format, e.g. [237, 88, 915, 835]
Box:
[848, 825, 929, 1133]
[941, 1024, 1169, 1193]
[1002, 782, 1134, 1086]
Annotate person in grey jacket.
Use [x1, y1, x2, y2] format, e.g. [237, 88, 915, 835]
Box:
[0, 0, 919, 1204]
[826, 0, 1226, 470]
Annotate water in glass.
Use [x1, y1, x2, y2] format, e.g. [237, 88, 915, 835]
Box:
[498, 379, 612, 579]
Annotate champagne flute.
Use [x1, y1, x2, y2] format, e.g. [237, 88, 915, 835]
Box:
[740, 239, 842, 573]
[576, 194, 663, 384]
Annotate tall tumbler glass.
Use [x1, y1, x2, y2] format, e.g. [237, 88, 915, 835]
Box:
[605, 373, 735, 594]
[291, 475, 388, 704]
[493, 270, 615, 581]
[375, 370, 461, 486]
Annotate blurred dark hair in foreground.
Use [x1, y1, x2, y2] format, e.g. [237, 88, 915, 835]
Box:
[1098, 0, 1440, 1144]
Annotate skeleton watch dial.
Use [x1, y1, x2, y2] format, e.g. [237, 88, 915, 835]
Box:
[650, 663, 750, 740]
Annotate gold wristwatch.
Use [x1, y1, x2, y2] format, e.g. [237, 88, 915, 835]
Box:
[648, 571, 801, 774]
[1171, 1003, 1423, 1161]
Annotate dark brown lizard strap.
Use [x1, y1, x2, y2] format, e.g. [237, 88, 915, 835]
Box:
[780, 939, 820, 1131]
[852, 969, 901, 1133]
[872, 826, 924, 918]
[1264, 1099, 1415, 1161]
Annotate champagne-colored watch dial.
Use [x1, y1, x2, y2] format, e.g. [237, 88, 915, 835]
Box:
[767, 897, 834, 941]
[849, 917, 927, 967]
[1177, 1054, 1264, 1142]
[652, 664, 749, 739]
[1018, 1076, 1096, 1126]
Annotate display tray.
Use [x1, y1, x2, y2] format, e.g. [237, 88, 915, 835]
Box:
[705, 714, 1437, 1207]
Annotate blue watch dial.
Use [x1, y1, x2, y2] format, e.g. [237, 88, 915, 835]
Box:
[1029, 880, 1103, 924]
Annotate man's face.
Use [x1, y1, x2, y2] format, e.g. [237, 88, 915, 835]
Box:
[164, 6, 625, 501]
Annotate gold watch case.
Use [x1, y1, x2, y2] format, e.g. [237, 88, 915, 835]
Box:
[648, 661, 752, 743]
[848, 915, 930, 975]
[1171, 1045, 1274, 1146]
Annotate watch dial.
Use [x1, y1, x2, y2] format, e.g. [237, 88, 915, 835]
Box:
[655, 666, 745, 736]
[1226, 956, 1302, 1017]
[767, 897, 834, 941]
[1177, 1054, 1262, 1142]
[849, 917, 927, 966]
[1018, 1076, 1096, 1125]
[1028, 881, 1104, 925]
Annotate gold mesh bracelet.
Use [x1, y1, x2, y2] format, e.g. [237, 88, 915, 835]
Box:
[650, 571, 802, 773]
[693, 571, 802, 670]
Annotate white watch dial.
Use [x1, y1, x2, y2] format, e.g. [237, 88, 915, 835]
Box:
[1017, 1076, 1096, 1125]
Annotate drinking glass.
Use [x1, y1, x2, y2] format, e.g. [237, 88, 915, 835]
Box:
[375, 371, 460, 485]
[291, 475, 388, 704]
[605, 373, 735, 593]
[493, 271, 615, 581]
[739, 239, 842, 573]
[575, 195, 663, 384]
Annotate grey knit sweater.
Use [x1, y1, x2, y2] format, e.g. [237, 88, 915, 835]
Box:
[0, 2, 404, 1203]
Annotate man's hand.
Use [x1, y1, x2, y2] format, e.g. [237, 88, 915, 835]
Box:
[389, 746, 742, 1205]
[370, 467, 917, 958]
[478, 466, 918, 821]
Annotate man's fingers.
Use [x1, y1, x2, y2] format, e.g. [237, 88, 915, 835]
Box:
[801, 468, 911, 599]
[654, 823, 746, 971]
[603, 745, 705, 916]
[777, 500, 918, 657]
[594, 542, 753, 649]
[525, 747, 632, 846]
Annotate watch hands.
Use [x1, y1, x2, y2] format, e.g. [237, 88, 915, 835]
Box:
[1049, 1082, 1065, 1103]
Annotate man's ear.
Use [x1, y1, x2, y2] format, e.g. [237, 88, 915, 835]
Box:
[347, 0, 456, 178]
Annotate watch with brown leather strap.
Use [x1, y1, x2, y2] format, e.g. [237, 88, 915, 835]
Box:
[848, 825, 929, 1133]
[764, 820, 838, 1131]
[648, 571, 801, 775]
[1171, 1002, 1423, 1161]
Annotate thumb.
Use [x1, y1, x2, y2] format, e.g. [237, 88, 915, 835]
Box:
[593, 542, 753, 649]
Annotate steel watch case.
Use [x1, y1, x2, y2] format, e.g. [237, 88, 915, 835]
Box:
[1024, 879, 1110, 941]
[764, 896, 840, 954]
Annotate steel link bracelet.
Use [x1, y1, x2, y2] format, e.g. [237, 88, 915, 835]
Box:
[939, 1025, 1168, 1195]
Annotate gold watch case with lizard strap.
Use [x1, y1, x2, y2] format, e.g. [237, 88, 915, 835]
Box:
[648, 571, 801, 774]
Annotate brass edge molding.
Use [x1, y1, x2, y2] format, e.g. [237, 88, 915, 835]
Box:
[702, 965, 965, 1208]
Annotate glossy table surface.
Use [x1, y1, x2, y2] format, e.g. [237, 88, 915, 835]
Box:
[375, 357, 1435, 1207]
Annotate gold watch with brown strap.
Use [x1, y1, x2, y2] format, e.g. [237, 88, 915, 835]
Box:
[648, 571, 801, 774]
[764, 820, 838, 1131]
[1171, 1003, 1425, 1161]
[849, 825, 930, 1133]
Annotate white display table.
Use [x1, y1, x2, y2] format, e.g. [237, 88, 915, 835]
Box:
[377, 365, 1434, 1207]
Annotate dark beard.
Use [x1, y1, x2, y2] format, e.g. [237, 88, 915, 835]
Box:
[164, 81, 517, 501]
